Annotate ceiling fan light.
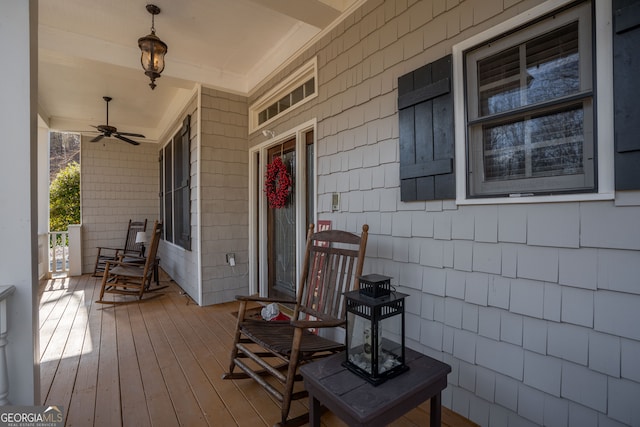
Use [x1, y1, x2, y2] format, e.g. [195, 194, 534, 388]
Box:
[138, 4, 167, 90]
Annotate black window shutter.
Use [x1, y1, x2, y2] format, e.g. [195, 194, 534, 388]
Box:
[398, 55, 455, 201]
[614, 0, 640, 190]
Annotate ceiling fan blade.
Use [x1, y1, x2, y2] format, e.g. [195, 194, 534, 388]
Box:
[115, 134, 140, 146]
[90, 134, 104, 143]
[116, 131, 146, 138]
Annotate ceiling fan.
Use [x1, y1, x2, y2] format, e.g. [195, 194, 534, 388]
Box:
[90, 96, 145, 145]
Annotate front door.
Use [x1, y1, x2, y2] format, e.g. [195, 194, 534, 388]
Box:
[267, 139, 297, 299]
[263, 129, 315, 299]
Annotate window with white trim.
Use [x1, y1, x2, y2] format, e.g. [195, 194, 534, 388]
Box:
[464, 1, 595, 198]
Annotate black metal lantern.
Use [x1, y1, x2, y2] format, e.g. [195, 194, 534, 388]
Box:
[138, 4, 167, 90]
[343, 274, 409, 386]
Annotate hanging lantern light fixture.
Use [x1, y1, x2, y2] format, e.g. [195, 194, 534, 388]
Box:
[138, 4, 167, 90]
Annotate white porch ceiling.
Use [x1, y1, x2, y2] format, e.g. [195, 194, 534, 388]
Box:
[38, 0, 362, 142]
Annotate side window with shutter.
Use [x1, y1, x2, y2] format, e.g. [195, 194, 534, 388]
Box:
[614, 0, 640, 190]
[174, 115, 191, 250]
[159, 115, 191, 250]
[398, 55, 455, 202]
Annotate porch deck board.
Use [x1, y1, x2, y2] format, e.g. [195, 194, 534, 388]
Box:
[44, 275, 94, 415]
[156, 292, 267, 426]
[116, 301, 151, 427]
[136, 292, 206, 426]
[126, 302, 178, 427]
[39, 273, 477, 427]
[66, 276, 102, 427]
[94, 292, 122, 427]
[40, 275, 86, 403]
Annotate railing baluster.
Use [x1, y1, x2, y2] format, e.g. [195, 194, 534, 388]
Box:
[48, 231, 69, 277]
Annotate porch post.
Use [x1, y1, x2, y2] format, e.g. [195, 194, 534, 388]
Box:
[0, 0, 40, 405]
[68, 225, 83, 276]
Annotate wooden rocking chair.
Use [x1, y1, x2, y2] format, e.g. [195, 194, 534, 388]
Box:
[223, 223, 369, 427]
[93, 219, 147, 276]
[96, 220, 163, 304]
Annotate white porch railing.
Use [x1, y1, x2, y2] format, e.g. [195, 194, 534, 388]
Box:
[47, 225, 82, 277]
[48, 231, 69, 277]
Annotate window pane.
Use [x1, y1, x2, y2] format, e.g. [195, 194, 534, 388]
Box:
[483, 120, 525, 180]
[273, 151, 296, 297]
[477, 23, 580, 117]
[164, 195, 173, 243]
[304, 78, 315, 96]
[291, 85, 304, 104]
[174, 135, 183, 189]
[164, 143, 173, 243]
[478, 47, 520, 115]
[306, 135, 314, 228]
[258, 110, 267, 125]
[164, 143, 172, 192]
[526, 22, 580, 105]
[529, 107, 584, 177]
[479, 79, 522, 116]
[159, 153, 164, 227]
[278, 95, 291, 113]
[267, 103, 278, 120]
[482, 106, 585, 182]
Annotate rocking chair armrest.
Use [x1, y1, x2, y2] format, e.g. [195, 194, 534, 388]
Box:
[104, 260, 145, 269]
[235, 295, 297, 305]
[292, 307, 345, 328]
[119, 254, 145, 262]
[290, 317, 346, 329]
[96, 246, 123, 254]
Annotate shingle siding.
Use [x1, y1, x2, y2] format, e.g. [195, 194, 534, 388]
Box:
[245, 0, 640, 425]
[81, 137, 159, 274]
[198, 88, 249, 306]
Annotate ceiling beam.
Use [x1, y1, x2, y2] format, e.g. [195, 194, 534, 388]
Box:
[247, 0, 341, 29]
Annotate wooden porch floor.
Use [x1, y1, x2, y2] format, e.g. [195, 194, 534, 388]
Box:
[39, 272, 477, 427]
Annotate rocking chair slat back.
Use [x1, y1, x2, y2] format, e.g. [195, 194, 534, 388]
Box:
[96, 220, 163, 303]
[124, 219, 147, 254]
[296, 226, 368, 323]
[93, 219, 147, 277]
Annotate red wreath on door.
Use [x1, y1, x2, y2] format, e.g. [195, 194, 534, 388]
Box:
[264, 157, 292, 208]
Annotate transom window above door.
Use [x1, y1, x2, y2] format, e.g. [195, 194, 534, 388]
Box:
[249, 58, 318, 134]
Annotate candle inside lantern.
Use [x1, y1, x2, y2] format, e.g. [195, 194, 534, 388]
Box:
[363, 326, 382, 361]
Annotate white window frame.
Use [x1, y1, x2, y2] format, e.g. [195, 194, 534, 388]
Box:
[453, 0, 614, 205]
[249, 58, 318, 134]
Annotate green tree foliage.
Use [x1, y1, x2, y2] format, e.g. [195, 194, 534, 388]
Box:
[49, 161, 80, 231]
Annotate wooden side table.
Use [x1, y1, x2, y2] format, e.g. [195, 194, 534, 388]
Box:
[300, 347, 451, 427]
